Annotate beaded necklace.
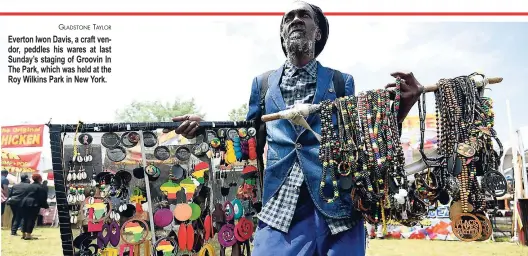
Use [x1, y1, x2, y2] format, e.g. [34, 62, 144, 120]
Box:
[318, 100, 340, 203]
[317, 79, 406, 224]
[432, 74, 504, 219]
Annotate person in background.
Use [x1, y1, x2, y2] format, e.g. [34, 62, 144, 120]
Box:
[1, 170, 9, 216]
[37, 180, 49, 226]
[7, 174, 31, 236]
[17, 173, 49, 240]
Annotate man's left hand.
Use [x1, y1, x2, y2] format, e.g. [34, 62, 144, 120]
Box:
[385, 71, 423, 123]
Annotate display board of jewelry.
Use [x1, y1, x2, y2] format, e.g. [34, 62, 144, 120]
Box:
[148, 126, 261, 256]
[262, 73, 505, 242]
[49, 121, 260, 256]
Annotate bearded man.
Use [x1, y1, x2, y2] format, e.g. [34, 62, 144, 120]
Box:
[172, 1, 423, 255]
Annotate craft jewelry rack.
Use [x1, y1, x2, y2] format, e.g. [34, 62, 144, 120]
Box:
[260, 74, 504, 177]
[48, 121, 254, 256]
[259, 73, 505, 241]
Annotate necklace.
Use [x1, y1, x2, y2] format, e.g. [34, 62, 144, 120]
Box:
[317, 80, 407, 223]
[318, 100, 340, 203]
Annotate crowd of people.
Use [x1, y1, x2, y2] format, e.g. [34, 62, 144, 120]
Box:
[1, 171, 49, 240]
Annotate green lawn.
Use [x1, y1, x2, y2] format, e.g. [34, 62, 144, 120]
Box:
[2, 228, 527, 256]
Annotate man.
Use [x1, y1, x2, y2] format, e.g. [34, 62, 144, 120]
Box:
[1, 170, 9, 216]
[172, 2, 422, 255]
[7, 174, 31, 236]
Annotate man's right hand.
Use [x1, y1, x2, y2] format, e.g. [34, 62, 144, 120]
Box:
[163, 114, 203, 139]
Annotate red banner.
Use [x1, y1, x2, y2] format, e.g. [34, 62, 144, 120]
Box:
[1, 125, 44, 148]
[1, 150, 41, 173]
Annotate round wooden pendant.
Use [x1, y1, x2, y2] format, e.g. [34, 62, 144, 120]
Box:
[247, 127, 257, 137]
[175, 146, 191, 161]
[106, 146, 127, 162]
[223, 201, 234, 221]
[142, 131, 158, 148]
[154, 146, 171, 161]
[78, 133, 93, 145]
[145, 164, 161, 178]
[232, 199, 243, 220]
[120, 132, 138, 148]
[475, 213, 493, 241]
[174, 203, 193, 221]
[234, 217, 254, 242]
[449, 201, 474, 220]
[127, 132, 140, 143]
[101, 132, 120, 148]
[451, 213, 482, 242]
[154, 208, 173, 228]
[189, 203, 201, 221]
[218, 224, 237, 247]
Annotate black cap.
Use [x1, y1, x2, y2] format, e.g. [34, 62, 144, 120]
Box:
[280, 3, 329, 58]
[20, 174, 29, 181]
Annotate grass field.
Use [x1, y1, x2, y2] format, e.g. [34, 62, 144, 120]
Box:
[2, 228, 527, 256]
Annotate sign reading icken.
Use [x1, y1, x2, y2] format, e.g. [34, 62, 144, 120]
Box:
[1, 150, 41, 173]
[1, 124, 44, 148]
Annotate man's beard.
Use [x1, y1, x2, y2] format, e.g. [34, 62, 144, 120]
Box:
[284, 35, 315, 59]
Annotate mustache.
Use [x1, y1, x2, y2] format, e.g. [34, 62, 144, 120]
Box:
[287, 21, 306, 34]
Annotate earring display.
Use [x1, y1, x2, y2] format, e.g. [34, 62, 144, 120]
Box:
[50, 121, 259, 255]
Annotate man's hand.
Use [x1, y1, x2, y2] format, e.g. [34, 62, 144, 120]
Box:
[385, 71, 424, 123]
[163, 114, 203, 139]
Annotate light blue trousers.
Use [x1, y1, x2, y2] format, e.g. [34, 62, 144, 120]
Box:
[252, 197, 366, 256]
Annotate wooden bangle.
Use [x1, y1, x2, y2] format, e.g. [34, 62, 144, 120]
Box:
[198, 243, 216, 256]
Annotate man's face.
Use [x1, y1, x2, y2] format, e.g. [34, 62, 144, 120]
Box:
[281, 2, 321, 57]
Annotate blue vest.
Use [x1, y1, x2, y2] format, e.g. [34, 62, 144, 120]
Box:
[247, 62, 360, 219]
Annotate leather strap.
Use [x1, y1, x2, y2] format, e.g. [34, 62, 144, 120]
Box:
[255, 70, 274, 196]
